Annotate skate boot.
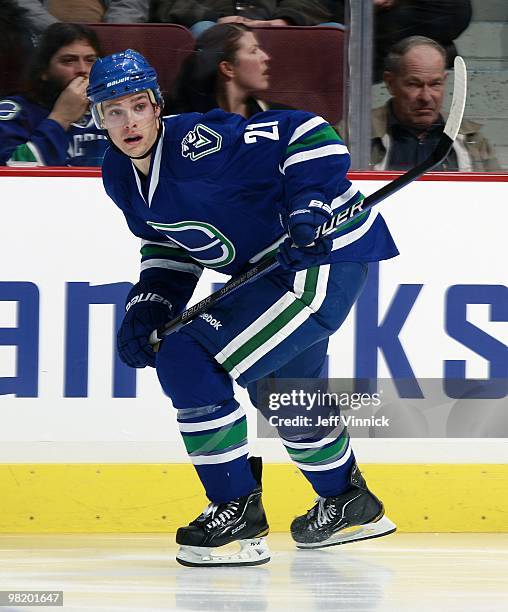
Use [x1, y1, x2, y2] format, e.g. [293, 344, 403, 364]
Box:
[176, 456, 270, 567]
[291, 463, 396, 549]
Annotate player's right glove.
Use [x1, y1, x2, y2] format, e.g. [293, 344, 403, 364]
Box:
[117, 281, 173, 368]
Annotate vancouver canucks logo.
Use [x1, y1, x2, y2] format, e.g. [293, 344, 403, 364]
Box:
[147, 220, 235, 268]
[71, 113, 94, 128]
[0, 99, 21, 121]
[181, 124, 222, 161]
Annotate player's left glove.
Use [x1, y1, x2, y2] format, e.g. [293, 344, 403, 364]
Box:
[117, 281, 173, 368]
[276, 199, 334, 272]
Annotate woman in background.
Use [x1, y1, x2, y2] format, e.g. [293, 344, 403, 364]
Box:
[168, 23, 291, 118]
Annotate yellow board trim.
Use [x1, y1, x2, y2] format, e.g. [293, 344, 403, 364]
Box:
[1, 464, 507, 533]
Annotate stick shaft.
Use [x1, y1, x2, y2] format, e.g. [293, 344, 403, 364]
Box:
[151, 57, 467, 343]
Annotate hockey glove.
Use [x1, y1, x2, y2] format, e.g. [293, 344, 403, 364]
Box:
[117, 281, 173, 368]
[276, 199, 334, 272]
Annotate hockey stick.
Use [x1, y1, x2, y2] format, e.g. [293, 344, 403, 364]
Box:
[150, 56, 467, 346]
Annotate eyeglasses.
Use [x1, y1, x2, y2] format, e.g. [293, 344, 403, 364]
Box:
[101, 100, 157, 129]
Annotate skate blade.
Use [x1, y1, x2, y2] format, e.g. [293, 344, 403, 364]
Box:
[295, 515, 397, 549]
[176, 537, 271, 567]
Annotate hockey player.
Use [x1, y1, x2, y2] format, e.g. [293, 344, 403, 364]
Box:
[0, 23, 108, 166]
[87, 50, 398, 567]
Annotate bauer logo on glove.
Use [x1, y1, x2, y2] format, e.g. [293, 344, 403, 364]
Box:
[117, 281, 173, 368]
[276, 196, 334, 271]
[125, 292, 172, 312]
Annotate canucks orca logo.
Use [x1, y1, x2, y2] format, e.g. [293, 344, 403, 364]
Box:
[0, 99, 21, 121]
[71, 113, 95, 128]
[181, 124, 222, 161]
[147, 220, 235, 268]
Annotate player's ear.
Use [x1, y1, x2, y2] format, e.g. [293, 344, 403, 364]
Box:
[155, 105, 161, 118]
[218, 60, 235, 79]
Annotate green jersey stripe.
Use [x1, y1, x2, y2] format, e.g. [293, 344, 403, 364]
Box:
[216, 268, 310, 363]
[9, 143, 38, 163]
[332, 209, 378, 251]
[140, 245, 195, 261]
[189, 444, 248, 466]
[333, 209, 368, 235]
[286, 434, 349, 464]
[219, 267, 319, 373]
[286, 125, 342, 155]
[182, 419, 247, 454]
[292, 443, 352, 472]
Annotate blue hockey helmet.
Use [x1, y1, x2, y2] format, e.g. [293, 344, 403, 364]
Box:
[87, 49, 163, 128]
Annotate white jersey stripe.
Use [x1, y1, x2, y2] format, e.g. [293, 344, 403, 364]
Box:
[292, 443, 352, 472]
[189, 444, 248, 465]
[141, 238, 180, 249]
[215, 268, 309, 365]
[229, 266, 330, 378]
[331, 185, 360, 210]
[248, 233, 287, 264]
[288, 116, 327, 145]
[221, 266, 330, 380]
[140, 258, 203, 277]
[331, 209, 378, 251]
[177, 406, 245, 433]
[283, 436, 340, 449]
[215, 293, 297, 366]
[282, 145, 349, 174]
[148, 122, 165, 207]
[26, 141, 44, 165]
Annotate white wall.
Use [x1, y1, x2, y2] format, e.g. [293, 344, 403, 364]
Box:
[0, 175, 506, 463]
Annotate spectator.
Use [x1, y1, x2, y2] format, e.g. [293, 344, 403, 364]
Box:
[168, 23, 292, 117]
[330, 1, 472, 82]
[0, 1, 35, 97]
[373, 0, 472, 82]
[15, 0, 150, 36]
[0, 23, 108, 166]
[371, 36, 500, 172]
[150, 1, 343, 37]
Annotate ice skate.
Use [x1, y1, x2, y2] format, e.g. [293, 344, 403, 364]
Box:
[291, 463, 396, 549]
[176, 457, 270, 567]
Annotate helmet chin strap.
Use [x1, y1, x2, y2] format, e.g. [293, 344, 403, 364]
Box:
[107, 117, 163, 160]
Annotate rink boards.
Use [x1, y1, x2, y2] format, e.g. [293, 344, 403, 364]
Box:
[0, 169, 507, 532]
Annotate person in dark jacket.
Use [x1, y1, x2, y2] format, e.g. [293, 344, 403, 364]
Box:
[324, 0, 472, 81]
[373, 0, 472, 81]
[168, 23, 292, 117]
[0, 0, 35, 97]
[151, 1, 342, 36]
[15, 0, 150, 36]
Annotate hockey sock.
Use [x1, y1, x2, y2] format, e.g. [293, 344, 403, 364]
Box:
[281, 428, 356, 497]
[177, 398, 257, 504]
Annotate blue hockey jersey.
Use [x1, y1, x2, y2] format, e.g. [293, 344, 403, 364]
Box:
[102, 109, 398, 313]
[0, 96, 108, 166]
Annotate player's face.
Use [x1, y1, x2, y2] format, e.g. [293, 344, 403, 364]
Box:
[384, 46, 447, 130]
[229, 32, 270, 92]
[43, 40, 98, 88]
[102, 92, 160, 156]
